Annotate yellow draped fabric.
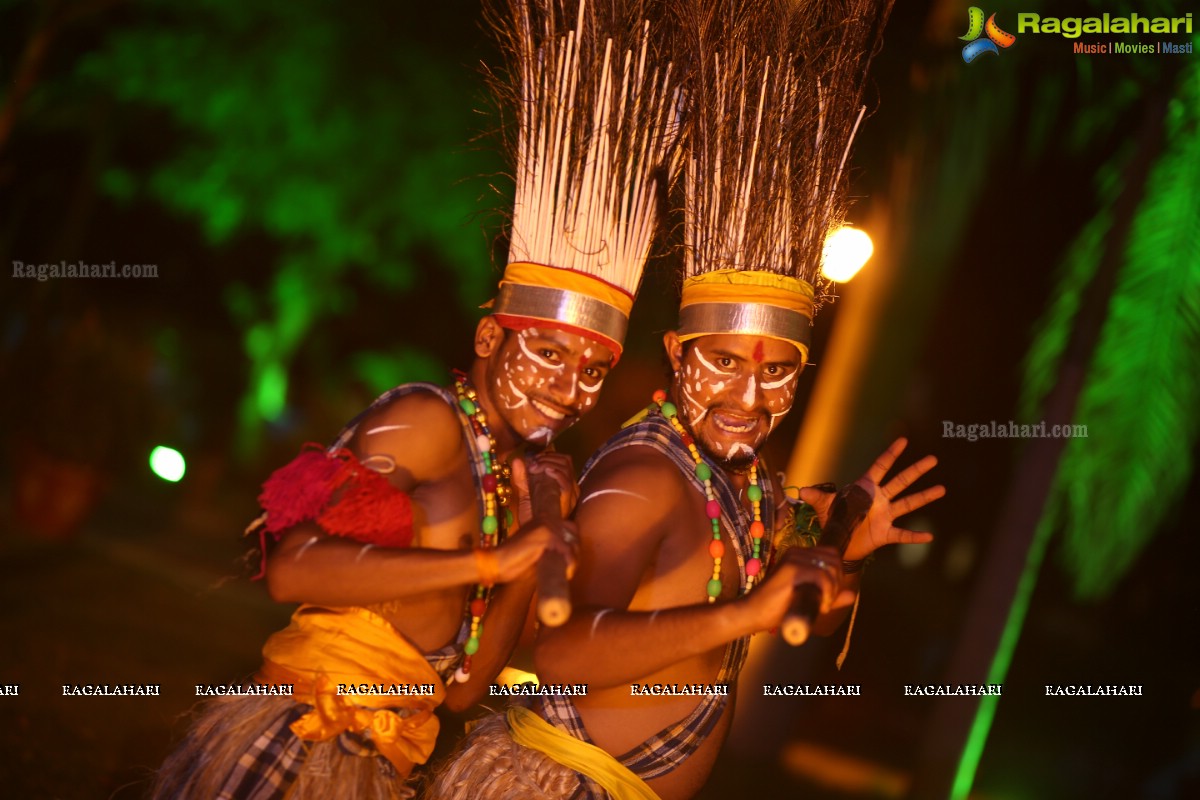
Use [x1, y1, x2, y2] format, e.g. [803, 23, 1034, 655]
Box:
[257, 605, 446, 778]
[506, 707, 662, 800]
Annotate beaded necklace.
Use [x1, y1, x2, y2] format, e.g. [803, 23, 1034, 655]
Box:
[651, 390, 767, 601]
[452, 372, 511, 683]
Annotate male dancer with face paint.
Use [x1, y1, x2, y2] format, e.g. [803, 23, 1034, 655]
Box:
[429, 307, 943, 800]
[151, 0, 681, 795]
[425, 1, 933, 797]
[152, 313, 617, 800]
[525, 323, 942, 800]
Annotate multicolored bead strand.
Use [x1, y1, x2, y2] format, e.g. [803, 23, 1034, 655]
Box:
[745, 462, 765, 590]
[453, 373, 509, 683]
[651, 390, 764, 602]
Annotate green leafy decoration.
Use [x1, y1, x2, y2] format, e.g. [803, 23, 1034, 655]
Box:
[1022, 59, 1200, 599]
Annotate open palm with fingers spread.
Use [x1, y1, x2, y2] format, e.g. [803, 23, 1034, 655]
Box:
[798, 437, 944, 563]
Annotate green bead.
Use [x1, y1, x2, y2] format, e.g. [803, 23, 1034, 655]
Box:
[706, 579, 723, 598]
[747, 485, 763, 502]
[660, 401, 677, 419]
[695, 463, 712, 481]
[482, 515, 498, 534]
[459, 398, 477, 415]
[464, 637, 480, 655]
[711, 520, 721, 533]
[505, 508, 515, 528]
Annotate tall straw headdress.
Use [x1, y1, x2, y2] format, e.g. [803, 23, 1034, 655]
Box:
[673, 0, 894, 363]
[483, 0, 682, 361]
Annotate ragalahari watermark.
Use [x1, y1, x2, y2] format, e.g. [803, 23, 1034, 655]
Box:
[12, 260, 158, 281]
[943, 421, 1087, 442]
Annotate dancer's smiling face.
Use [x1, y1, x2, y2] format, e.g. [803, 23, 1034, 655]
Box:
[480, 319, 613, 447]
[665, 331, 803, 466]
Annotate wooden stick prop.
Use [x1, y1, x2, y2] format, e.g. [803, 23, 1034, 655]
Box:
[529, 471, 572, 627]
[781, 482, 872, 645]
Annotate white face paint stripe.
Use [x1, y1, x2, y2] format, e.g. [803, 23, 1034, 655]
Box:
[354, 544, 375, 562]
[692, 348, 724, 375]
[365, 424, 410, 436]
[728, 443, 754, 459]
[504, 379, 529, 408]
[590, 608, 612, 638]
[517, 333, 564, 370]
[294, 536, 320, 560]
[762, 369, 799, 390]
[579, 379, 603, 394]
[679, 382, 710, 423]
[741, 375, 756, 406]
[580, 488, 648, 504]
[768, 408, 794, 433]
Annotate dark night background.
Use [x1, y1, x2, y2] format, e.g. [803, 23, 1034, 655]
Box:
[1, 0, 1197, 798]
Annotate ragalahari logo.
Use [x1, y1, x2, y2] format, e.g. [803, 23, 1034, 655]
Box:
[960, 7, 1016, 62]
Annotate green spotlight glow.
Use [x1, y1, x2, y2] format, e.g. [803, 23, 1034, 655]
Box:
[149, 446, 187, 482]
[951, 514, 1055, 799]
[256, 362, 288, 421]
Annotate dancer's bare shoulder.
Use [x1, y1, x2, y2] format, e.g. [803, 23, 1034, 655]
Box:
[348, 389, 466, 488]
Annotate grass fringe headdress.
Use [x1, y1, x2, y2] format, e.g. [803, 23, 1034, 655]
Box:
[484, 0, 683, 360]
[672, 0, 894, 362]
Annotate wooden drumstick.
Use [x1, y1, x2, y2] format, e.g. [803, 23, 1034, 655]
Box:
[782, 483, 872, 645]
[530, 471, 572, 627]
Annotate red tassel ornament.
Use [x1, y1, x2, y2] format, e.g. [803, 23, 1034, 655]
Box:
[257, 444, 414, 549]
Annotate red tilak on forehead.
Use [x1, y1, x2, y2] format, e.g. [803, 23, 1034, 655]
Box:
[752, 340, 765, 364]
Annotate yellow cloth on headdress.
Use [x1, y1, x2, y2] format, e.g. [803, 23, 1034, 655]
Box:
[258, 605, 446, 778]
[677, 269, 815, 358]
[501, 262, 634, 316]
[679, 269, 814, 317]
[490, 261, 634, 360]
[506, 706, 662, 800]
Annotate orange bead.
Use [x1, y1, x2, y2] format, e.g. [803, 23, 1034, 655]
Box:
[749, 521, 765, 538]
[709, 539, 725, 559]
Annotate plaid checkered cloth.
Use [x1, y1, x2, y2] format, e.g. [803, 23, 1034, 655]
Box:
[214, 705, 316, 800]
[536, 412, 769, 794]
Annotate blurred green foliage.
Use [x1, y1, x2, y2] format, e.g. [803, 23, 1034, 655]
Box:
[67, 0, 502, 438]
